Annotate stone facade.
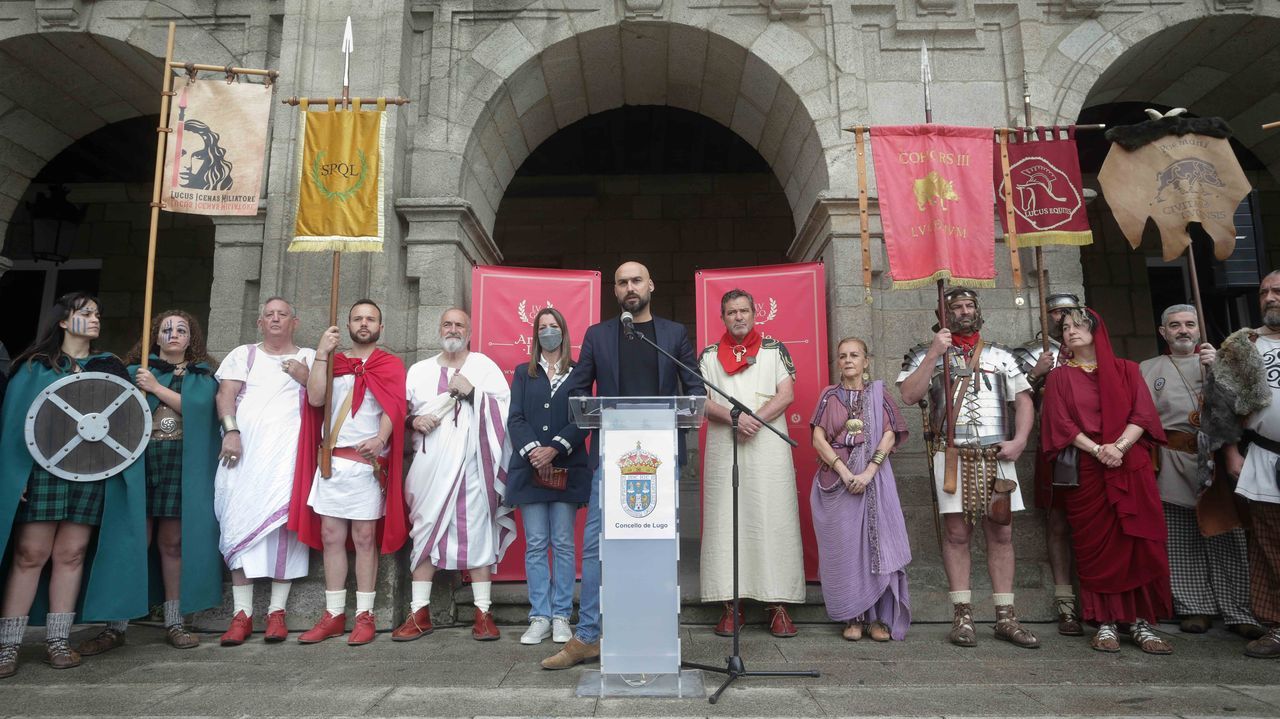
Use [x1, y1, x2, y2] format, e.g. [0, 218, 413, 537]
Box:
[0, 0, 1277, 625]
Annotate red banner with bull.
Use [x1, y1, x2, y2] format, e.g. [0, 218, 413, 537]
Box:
[471, 265, 600, 579]
[870, 125, 996, 289]
[695, 263, 828, 581]
[992, 127, 1093, 248]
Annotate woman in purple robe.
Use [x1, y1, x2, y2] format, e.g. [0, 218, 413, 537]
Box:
[810, 337, 912, 641]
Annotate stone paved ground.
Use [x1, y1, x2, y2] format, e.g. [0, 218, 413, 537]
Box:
[0, 621, 1277, 718]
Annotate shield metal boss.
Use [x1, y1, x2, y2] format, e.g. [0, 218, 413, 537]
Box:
[24, 371, 152, 482]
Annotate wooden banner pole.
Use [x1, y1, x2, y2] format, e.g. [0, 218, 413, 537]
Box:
[1021, 82, 1052, 352]
[140, 22, 179, 371]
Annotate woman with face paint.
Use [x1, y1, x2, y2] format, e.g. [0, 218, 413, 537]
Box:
[0, 292, 148, 678]
[75, 311, 222, 654]
[504, 307, 592, 646]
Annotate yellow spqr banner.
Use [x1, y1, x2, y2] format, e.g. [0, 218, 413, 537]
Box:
[290, 99, 386, 251]
[162, 77, 272, 216]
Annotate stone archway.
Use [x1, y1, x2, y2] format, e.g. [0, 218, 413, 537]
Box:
[1046, 11, 1280, 358]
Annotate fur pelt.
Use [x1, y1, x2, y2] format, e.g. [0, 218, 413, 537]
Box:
[1105, 116, 1233, 151]
[1197, 327, 1272, 486]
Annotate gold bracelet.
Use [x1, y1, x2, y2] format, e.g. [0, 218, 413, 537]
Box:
[220, 415, 239, 433]
[870, 450, 887, 465]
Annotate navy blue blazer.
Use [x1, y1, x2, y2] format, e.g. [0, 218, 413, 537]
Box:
[505, 362, 592, 505]
[567, 315, 706, 462]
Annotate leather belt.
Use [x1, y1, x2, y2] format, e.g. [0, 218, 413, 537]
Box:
[1165, 430, 1197, 454]
[329, 446, 387, 489]
[1243, 429, 1280, 456]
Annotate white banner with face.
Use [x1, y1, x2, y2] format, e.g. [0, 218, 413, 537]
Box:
[603, 429, 676, 540]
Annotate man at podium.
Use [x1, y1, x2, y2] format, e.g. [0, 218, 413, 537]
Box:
[541, 261, 705, 670]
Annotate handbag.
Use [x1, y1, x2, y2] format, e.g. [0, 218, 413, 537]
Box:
[534, 465, 568, 491]
[1053, 446, 1080, 488]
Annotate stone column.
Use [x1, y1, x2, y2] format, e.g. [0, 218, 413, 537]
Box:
[206, 212, 265, 357]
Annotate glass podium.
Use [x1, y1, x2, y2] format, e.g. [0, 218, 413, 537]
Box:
[569, 396, 707, 698]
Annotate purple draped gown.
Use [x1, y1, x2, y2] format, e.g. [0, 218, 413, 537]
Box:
[809, 380, 913, 639]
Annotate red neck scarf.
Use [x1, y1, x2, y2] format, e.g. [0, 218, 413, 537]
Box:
[951, 331, 980, 354]
[717, 329, 762, 375]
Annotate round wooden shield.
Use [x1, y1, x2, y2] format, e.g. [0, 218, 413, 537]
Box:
[24, 371, 152, 482]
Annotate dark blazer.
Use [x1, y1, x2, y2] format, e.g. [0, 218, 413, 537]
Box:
[505, 361, 592, 505]
[567, 315, 707, 462]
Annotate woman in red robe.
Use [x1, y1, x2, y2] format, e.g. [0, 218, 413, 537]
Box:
[1040, 307, 1173, 654]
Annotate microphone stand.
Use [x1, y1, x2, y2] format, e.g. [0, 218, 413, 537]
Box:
[621, 321, 819, 704]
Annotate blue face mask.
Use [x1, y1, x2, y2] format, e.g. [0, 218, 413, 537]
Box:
[538, 328, 563, 351]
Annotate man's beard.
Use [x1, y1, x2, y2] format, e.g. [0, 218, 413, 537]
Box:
[350, 328, 380, 345]
[1265, 306, 1280, 330]
[620, 293, 650, 314]
[1168, 336, 1197, 354]
[948, 312, 983, 333]
[442, 336, 466, 353]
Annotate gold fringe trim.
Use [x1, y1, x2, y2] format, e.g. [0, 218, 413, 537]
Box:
[286, 239, 384, 253]
[1013, 231, 1094, 249]
[891, 270, 997, 290]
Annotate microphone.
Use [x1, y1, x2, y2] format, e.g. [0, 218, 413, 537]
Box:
[621, 311, 635, 339]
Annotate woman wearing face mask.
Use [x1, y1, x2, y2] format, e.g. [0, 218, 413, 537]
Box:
[505, 308, 592, 646]
[0, 293, 148, 678]
[75, 311, 223, 655]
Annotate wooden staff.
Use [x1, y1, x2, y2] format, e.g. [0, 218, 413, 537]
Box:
[1262, 121, 1279, 131]
[140, 23, 178, 371]
[1021, 81, 1052, 351]
[853, 126, 873, 304]
[997, 129, 1025, 308]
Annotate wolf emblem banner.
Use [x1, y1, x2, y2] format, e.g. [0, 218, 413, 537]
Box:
[870, 125, 996, 288]
[162, 76, 272, 216]
[993, 127, 1093, 248]
[1098, 116, 1251, 261]
[289, 99, 387, 251]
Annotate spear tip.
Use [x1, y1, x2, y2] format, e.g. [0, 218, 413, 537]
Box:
[342, 16, 354, 53]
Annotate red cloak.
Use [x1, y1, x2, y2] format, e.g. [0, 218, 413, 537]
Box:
[287, 348, 408, 553]
[1040, 309, 1171, 623]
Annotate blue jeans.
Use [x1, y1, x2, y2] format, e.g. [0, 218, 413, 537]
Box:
[520, 501, 578, 621]
[576, 465, 603, 643]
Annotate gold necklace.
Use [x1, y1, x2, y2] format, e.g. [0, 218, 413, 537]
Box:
[1065, 358, 1097, 372]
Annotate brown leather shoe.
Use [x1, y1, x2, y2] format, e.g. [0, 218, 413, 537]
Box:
[1090, 624, 1120, 653]
[220, 611, 253, 647]
[948, 603, 976, 647]
[1245, 627, 1280, 658]
[541, 636, 600, 670]
[44, 640, 81, 669]
[1229, 623, 1267, 641]
[0, 644, 18, 679]
[472, 608, 500, 641]
[768, 605, 798, 638]
[264, 610, 288, 643]
[1132, 620, 1172, 655]
[166, 626, 200, 649]
[1179, 614, 1211, 634]
[1055, 597, 1084, 636]
[714, 602, 744, 637]
[993, 605, 1039, 649]
[868, 621, 892, 642]
[842, 622, 863, 641]
[391, 606, 433, 642]
[77, 628, 125, 657]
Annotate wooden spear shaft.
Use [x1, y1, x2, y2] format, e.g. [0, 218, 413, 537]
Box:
[1022, 82, 1052, 352]
[140, 22, 178, 371]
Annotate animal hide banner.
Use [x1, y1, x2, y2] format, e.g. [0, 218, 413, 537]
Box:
[870, 125, 996, 289]
[1098, 116, 1251, 261]
[992, 127, 1093, 248]
[289, 100, 386, 251]
[162, 76, 272, 216]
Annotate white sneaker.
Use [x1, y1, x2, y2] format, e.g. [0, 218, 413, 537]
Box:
[552, 616, 572, 643]
[521, 617, 552, 645]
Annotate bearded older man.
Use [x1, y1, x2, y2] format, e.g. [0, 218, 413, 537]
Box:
[1140, 304, 1262, 640]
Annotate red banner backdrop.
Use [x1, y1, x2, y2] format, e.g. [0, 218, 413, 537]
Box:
[695, 263, 828, 581]
[471, 266, 601, 579]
